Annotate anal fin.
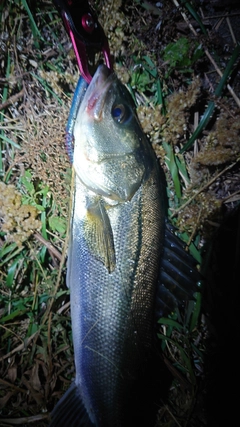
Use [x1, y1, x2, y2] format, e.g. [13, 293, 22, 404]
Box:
[50, 382, 94, 427]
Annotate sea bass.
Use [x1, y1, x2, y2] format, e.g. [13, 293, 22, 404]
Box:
[50, 65, 200, 427]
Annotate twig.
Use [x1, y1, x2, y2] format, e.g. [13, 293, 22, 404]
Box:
[222, 189, 240, 203]
[0, 324, 24, 344]
[165, 405, 183, 427]
[0, 332, 38, 361]
[0, 378, 27, 394]
[203, 12, 240, 20]
[33, 232, 62, 261]
[57, 301, 70, 315]
[171, 160, 239, 218]
[226, 16, 237, 45]
[0, 414, 50, 425]
[0, 89, 24, 111]
[214, 14, 226, 31]
[0, 72, 30, 83]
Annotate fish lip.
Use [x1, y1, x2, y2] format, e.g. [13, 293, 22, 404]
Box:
[85, 65, 115, 120]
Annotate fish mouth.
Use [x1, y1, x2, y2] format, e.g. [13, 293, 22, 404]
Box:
[85, 65, 115, 120]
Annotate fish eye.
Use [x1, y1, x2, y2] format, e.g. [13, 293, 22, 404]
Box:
[111, 104, 131, 124]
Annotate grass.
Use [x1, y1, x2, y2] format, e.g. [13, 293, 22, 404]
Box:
[0, 0, 240, 425]
[0, 2, 74, 423]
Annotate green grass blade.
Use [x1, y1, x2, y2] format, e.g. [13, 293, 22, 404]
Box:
[156, 78, 166, 113]
[21, 0, 43, 48]
[175, 154, 190, 185]
[177, 231, 202, 263]
[0, 308, 29, 323]
[163, 141, 182, 199]
[157, 333, 196, 383]
[180, 0, 207, 35]
[6, 255, 22, 288]
[180, 44, 240, 153]
[31, 72, 64, 104]
[0, 242, 18, 259]
[215, 43, 240, 96]
[142, 55, 158, 78]
[158, 317, 184, 331]
[0, 133, 21, 149]
[0, 246, 23, 267]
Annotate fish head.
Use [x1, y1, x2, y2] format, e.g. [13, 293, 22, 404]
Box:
[73, 65, 153, 202]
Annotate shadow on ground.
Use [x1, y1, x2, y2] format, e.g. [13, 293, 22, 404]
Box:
[203, 205, 240, 425]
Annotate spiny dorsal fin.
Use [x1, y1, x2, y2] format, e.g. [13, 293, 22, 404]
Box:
[156, 221, 202, 318]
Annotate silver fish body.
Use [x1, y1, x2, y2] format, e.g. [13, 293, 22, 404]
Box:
[69, 66, 165, 426]
[50, 65, 199, 427]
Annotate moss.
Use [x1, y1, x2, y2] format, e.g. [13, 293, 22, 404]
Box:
[163, 77, 201, 144]
[177, 191, 222, 237]
[193, 111, 240, 166]
[0, 181, 41, 246]
[99, 0, 129, 57]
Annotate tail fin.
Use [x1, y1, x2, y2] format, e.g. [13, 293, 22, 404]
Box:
[49, 382, 94, 427]
[156, 221, 202, 317]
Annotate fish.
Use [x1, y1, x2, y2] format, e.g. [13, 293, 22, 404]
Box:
[50, 64, 201, 427]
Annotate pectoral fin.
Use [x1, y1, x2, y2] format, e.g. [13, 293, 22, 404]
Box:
[84, 199, 116, 273]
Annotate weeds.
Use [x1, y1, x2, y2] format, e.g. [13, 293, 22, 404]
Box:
[162, 37, 204, 77]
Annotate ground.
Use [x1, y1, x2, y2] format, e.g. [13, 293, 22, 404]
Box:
[0, 1, 240, 426]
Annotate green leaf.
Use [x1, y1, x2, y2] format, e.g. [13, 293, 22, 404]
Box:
[0, 308, 28, 323]
[0, 242, 17, 259]
[163, 37, 190, 67]
[163, 37, 203, 77]
[0, 246, 23, 267]
[6, 257, 21, 288]
[20, 170, 35, 194]
[158, 317, 184, 331]
[49, 215, 67, 235]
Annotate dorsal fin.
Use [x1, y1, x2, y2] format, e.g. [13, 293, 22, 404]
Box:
[156, 221, 202, 318]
